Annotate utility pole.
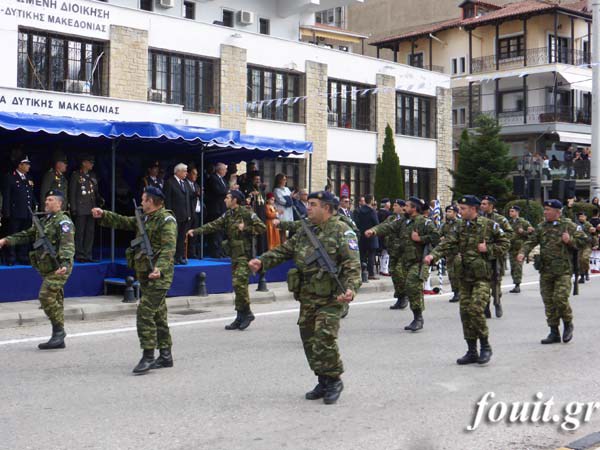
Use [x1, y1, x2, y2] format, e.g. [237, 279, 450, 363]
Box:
[591, 0, 600, 199]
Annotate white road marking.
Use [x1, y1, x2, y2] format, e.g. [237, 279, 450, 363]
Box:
[0, 276, 596, 347]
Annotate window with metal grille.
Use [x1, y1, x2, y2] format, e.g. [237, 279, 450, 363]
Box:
[396, 92, 435, 138]
[184, 1, 195, 19]
[327, 162, 372, 206]
[246, 66, 303, 123]
[327, 79, 375, 131]
[17, 29, 107, 96]
[222, 9, 234, 27]
[259, 18, 270, 35]
[148, 49, 219, 113]
[498, 35, 525, 60]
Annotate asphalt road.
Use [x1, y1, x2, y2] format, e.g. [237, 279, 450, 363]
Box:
[1, 273, 600, 450]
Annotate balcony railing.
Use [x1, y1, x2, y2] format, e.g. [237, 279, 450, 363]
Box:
[327, 111, 375, 132]
[475, 105, 591, 126]
[471, 47, 590, 74]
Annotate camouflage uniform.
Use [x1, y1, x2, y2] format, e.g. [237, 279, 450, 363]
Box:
[521, 218, 586, 335]
[481, 211, 513, 313]
[508, 216, 532, 286]
[192, 206, 266, 312]
[259, 215, 361, 378]
[6, 211, 75, 327]
[381, 214, 405, 300]
[430, 216, 510, 341]
[576, 219, 598, 277]
[440, 217, 462, 295]
[100, 207, 177, 350]
[371, 214, 438, 314]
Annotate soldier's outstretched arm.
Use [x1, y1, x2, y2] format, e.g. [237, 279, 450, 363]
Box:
[97, 210, 136, 231]
[4, 226, 36, 247]
[250, 213, 266, 235]
[429, 231, 457, 263]
[258, 233, 298, 271]
[155, 216, 177, 275]
[278, 220, 301, 233]
[519, 226, 540, 258]
[191, 214, 226, 236]
[370, 218, 400, 237]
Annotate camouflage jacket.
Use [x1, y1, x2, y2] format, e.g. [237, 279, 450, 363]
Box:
[193, 206, 266, 259]
[575, 219, 598, 248]
[562, 206, 577, 222]
[430, 216, 510, 282]
[371, 214, 439, 265]
[259, 215, 362, 300]
[280, 214, 360, 236]
[508, 217, 533, 250]
[521, 218, 587, 276]
[7, 211, 75, 275]
[100, 207, 177, 289]
[440, 218, 462, 259]
[382, 214, 404, 258]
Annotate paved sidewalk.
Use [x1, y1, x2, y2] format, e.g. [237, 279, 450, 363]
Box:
[0, 277, 398, 329]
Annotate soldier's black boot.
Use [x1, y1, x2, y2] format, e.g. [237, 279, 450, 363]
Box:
[456, 340, 479, 365]
[586, 272, 590, 281]
[132, 349, 155, 374]
[579, 274, 585, 284]
[478, 337, 492, 365]
[563, 322, 574, 343]
[389, 296, 403, 309]
[225, 311, 242, 330]
[150, 348, 173, 369]
[404, 310, 424, 332]
[541, 326, 561, 344]
[305, 375, 328, 400]
[494, 302, 503, 318]
[38, 324, 66, 350]
[449, 291, 459, 303]
[323, 376, 344, 405]
[238, 307, 255, 330]
[509, 284, 520, 293]
[484, 302, 491, 319]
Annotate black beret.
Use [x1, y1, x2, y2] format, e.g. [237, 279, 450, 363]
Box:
[53, 152, 68, 163]
[408, 196, 426, 209]
[229, 189, 245, 204]
[394, 199, 406, 206]
[445, 205, 458, 213]
[509, 205, 521, 212]
[144, 186, 165, 200]
[307, 191, 335, 204]
[481, 195, 497, 204]
[577, 210, 587, 216]
[46, 189, 65, 199]
[80, 153, 95, 163]
[458, 195, 481, 206]
[544, 199, 563, 209]
[381, 198, 390, 204]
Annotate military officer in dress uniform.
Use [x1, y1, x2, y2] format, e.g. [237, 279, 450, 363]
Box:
[3, 156, 38, 265]
[138, 160, 164, 200]
[40, 152, 68, 210]
[69, 154, 102, 262]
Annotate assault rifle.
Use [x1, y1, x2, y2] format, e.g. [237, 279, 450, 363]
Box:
[293, 206, 345, 294]
[131, 200, 154, 271]
[28, 206, 59, 270]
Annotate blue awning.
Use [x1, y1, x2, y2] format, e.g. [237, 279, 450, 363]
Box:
[0, 111, 312, 158]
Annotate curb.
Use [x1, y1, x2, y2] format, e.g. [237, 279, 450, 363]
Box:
[559, 431, 600, 450]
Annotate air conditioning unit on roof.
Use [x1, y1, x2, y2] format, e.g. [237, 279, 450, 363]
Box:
[237, 10, 254, 25]
[148, 88, 165, 103]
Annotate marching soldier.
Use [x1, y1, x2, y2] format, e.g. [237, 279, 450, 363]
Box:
[441, 205, 462, 303]
[249, 191, 361, 404]
[518, 200, 587, 344]
[92, 187, 177, 374]
[365, 197, 438, 332]
[424, 195, 510, 365]
[188, 190, 266, 331]
[40, 152, 68, 209]
[575, 211, 597, 284]
[0, 190, 74, 349]
[70, 154, 102, 262]
[386, 199, 408, 310]
[507, 205, 533, 293]
[3, 156, 38, 265]
[479, 195, 513, 318]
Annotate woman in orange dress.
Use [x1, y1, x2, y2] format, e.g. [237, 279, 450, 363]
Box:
[265, 193, 281, 249]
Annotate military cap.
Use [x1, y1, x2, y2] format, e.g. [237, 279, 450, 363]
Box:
[147, 160, 160, 169]
[509, 205, 521, 212]
[46, 189, 65, 199]
[20, 155, 31, 164]
[381, 197, 390, 204]
[229, 189, 245, 204]
[144, 186, 165, 200]
[80, 153, 95, 163]
[408, 196, 426, 210]
[308, 190, 335, 204]
[52, 152, 68, 163]
[576, 210, 587, 217]
[445, 205, 458, 213]
[481, 195, 497, 204]
[394, 199, 406, 206]
[458, 195, 481, 206]
[544, 199, 563, 209]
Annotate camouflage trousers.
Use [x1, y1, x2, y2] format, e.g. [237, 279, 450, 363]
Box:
[137, 280, 172, 350]
[389, 256, 404, 299]
[488, 259, 504, 306]
[39, 273, 70, 327]
[540, 273, 573, 327]
[396, 261, 425, 312]
[579, 246, 592, 274]
[458, 279, 490, 340]
[298, 297, 344, 378]
[509, 249, 524, 284]
[446, 256, 459, 293]
[232, 257, 251, 311]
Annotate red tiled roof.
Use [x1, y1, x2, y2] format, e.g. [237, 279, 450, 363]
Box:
[371, 0, 590, 47]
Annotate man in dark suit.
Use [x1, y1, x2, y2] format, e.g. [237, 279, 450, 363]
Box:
[186, 166, 203, 259]
[164, 163, 192, 265]
[354, 194, 380, 279]
[338, 196, 352, 218]
[3, 156, 38, 265]
[204, 162, 228, 258]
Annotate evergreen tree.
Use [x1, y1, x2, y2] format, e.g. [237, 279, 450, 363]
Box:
[450, 115, 514, 203]
[374, 124, 404, 202]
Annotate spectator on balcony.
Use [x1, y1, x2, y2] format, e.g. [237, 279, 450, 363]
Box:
[550, 155, 561, 170]
[564, 146, 575, 179]
[583, 147, 591, 179]
[573, 148, 585, 179]
[542, 155, 551, 180]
